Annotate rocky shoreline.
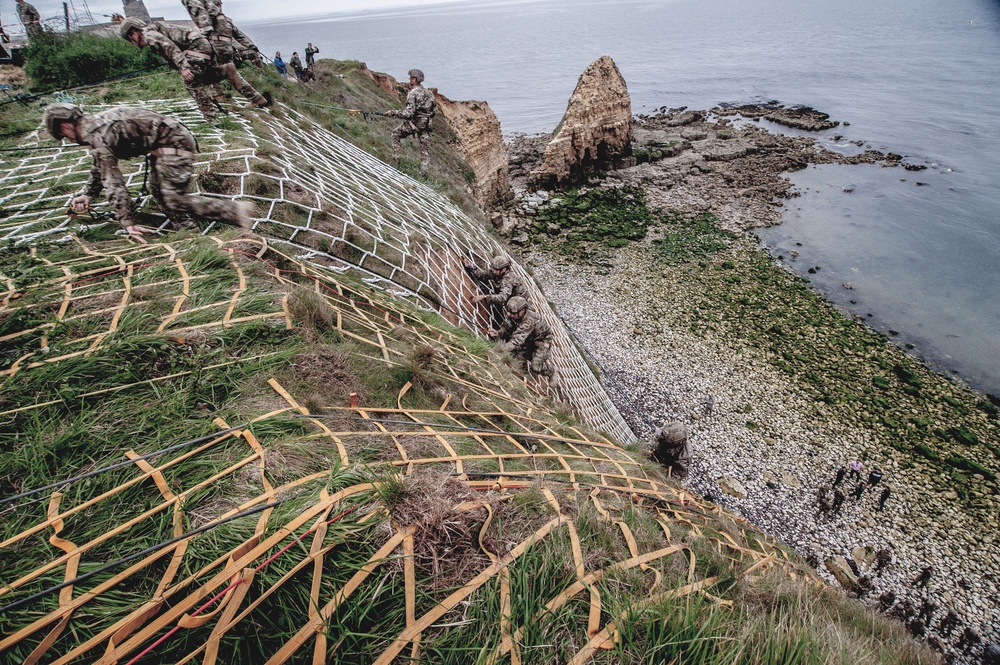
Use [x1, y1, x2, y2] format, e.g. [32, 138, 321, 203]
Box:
[499, 106, 999, 663]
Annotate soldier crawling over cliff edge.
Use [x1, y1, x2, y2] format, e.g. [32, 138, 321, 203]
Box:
[44, 104, 253, 243]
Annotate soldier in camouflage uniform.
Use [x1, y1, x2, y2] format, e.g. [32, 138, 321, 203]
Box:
[489, 296, 553, 378]
[121, 18, 268, 122]
[43, 104, 253, 243]
[384, 68, 435, 177]
[15, 0, 42, 40]
[462, 255, 527, 309]
[181, 0, 261, 67]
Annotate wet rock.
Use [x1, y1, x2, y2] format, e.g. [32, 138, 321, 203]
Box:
[826, 556, 859, 591]
[717, 476, 747, 500]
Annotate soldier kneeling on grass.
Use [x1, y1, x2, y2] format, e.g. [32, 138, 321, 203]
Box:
[489, 296, 553, 379]
[648, 421, 690, 475]
[44, 103, 254, 243]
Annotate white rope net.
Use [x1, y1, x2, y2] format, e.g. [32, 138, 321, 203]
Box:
[0, 98, 636, 443]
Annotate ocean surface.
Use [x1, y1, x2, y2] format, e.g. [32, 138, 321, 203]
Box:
[244, 0, 1000, 396]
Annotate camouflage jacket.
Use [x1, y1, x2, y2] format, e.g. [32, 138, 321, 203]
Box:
[142, 22, 212, 72]
[79, 107, 195, 198]
[181, 0, 221, 36]
[398, 84, 436, 130]
[465, 265, 527, 306]
[17, 2, 41, 24]
[499, 306, 551, 353]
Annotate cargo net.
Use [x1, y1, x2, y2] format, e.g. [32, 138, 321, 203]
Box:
[0, 98, 634, 444]
[0, 234, 817, 663]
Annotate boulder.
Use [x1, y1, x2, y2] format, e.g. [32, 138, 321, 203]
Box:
[826, 556, 859, 591]
[122, 0, 152, 21]
[717, 476, 747, 500]
[530, 56, 633, 189]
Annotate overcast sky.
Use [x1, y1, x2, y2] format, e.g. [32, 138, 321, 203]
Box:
[4, 0, 465, 26]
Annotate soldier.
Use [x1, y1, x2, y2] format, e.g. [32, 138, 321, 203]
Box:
[831, 487, 847, 513]
[648, 421, 690, 473]
[120, 18, 269, 122]
[490, 296, 553, 378]
[15, 0, 42, 40]
[815, 483, 833, 517]
[384, 68, 435, 177]
[305, 42, 319, 67]
[43, 104, 253, 242]
[462, 255, 527, 310]
[876, 486, 891, 512]
[181, 0, 260, 67]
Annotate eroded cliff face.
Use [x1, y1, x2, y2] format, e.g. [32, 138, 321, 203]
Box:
[358, 63, 405, 98]
[435, 93, 513, 208]
[530, 55, 633, 189]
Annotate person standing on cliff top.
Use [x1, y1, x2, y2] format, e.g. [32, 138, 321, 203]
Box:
[305, 42, 318, 66]
[15, 0, 42, 40]
[384, 68, 436, 177]
[43, 103, 254, 243]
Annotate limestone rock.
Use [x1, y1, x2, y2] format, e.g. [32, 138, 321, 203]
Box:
[436, 94, 514, 207]
[717, 476, 747, 500]
[530, 56, 633, 189]
[851, 546, 876, 572]
[826, 556, 859, 591]
[122, 0, 151, 21]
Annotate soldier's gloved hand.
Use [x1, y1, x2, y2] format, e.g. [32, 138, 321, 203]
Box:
[70, 194, 91, 213]
[461, 257, 473, 269]
[181, 68, 195, 83]
[471, 295, 485, 304]
[125, 225, 151, 244]
[487, 328, 500, 339]
[384, 110, 397, 118]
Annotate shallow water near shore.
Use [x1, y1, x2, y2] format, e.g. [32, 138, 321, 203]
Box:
[245, 0, 1000, 394]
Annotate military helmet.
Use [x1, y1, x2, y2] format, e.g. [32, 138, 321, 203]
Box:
[43, 103, 84, 139]
[407, 68, 425, 83]
[489, 255, 511, 271]
[505, 296, 528, 315]
[120, 17, 146, 39]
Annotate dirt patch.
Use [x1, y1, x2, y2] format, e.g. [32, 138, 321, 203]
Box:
[391, 470, 499, 591]
[289, 345, 358, 407]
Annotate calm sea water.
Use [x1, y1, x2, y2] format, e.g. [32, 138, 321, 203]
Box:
[244, 0, 1000, 395]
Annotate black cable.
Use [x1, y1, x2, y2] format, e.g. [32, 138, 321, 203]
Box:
[0, 424, 247, 507]
[0, 66, 167, 108]
[0, 500, 282, 615]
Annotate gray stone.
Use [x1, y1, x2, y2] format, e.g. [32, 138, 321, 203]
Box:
[718, 476, 747, 500]
[826, 556, 859, 591]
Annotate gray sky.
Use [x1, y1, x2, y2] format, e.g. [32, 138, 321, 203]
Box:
[3, 0, 463, 26]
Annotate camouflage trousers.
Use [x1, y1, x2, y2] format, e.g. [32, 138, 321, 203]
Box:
[186, 62, 265, 121]
[149, 153, 245, 228]
[391, 121, 431, 176]
[512, 338, 553, 378]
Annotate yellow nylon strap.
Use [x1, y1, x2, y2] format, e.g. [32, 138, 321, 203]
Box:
[202, 568, 257, 665]
[372, 516, 567, 665]
[22, 494, 81, 665]
[566, 577, 720, 665]
[309, 491, 334, 665]
[265, 525, 417, 665]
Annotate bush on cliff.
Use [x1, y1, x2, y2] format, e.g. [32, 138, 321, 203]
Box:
[23, 32, 163, 90]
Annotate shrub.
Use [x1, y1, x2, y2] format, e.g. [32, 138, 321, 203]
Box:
[23, 32, 163, 90]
